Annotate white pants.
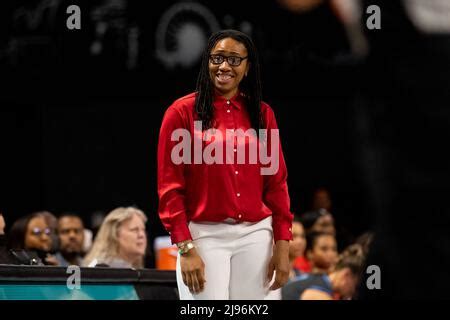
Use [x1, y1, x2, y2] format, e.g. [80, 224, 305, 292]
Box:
[176, 216, 273, 300]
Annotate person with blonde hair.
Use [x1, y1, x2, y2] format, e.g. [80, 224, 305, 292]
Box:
[83, 207, 147, 269]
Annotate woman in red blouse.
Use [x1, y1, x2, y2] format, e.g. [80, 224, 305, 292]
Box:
[157, 29, 293, 299]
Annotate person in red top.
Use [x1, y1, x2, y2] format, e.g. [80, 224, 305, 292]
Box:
[157, 29, 293, 299]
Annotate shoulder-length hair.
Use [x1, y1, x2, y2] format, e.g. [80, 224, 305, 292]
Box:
[195, 29, 263, 130]
[83, 207, 147, 269]
[7, 211, 52, 250]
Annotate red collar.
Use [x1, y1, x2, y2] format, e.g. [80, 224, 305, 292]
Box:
[213, 91, 245, 110]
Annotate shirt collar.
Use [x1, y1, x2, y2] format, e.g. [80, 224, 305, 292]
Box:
[213, 90, 245, 110]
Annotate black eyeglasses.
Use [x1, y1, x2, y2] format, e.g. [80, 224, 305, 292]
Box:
[209, 54, 248, 67]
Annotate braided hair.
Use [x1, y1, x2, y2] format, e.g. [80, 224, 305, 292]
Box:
[195, 29, 263, 130]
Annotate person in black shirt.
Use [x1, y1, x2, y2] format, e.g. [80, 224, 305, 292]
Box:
[0, 212, 12, 263]
[7, 212, 58, 265]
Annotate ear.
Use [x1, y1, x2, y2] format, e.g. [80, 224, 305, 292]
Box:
[245, 62, 250, 77]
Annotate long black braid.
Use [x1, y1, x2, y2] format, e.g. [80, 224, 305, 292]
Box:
[194, 29, 263, 130]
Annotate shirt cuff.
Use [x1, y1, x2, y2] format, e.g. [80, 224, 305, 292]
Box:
[169, 222, 193, 244]
[272, 218, 293, 242]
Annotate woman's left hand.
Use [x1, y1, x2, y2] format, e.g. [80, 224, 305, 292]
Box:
[266, 240, 290, 290]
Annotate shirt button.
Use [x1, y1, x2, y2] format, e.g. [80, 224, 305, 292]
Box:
[227, 109, 231, 113]
[227, 100, 230, 105]
[289, 228, 292, 232]
[237, 193, 240, 197]
[235, 171, 238, 175]
[233, 148, 237, 152]
[238, 214, 242, 219]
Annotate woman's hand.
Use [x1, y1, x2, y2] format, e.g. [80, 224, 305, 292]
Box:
[266, 240, 290, 290]
[44, 254, 60, 266]
[180, 248, 206, 294]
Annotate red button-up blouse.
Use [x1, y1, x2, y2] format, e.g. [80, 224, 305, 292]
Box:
[157, 91, 293, 244]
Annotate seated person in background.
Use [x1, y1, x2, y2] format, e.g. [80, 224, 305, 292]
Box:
[311, 187, 333, 212]
[294, 209, 336, 272]
[300, 209, 336, 236]
[7, 212, 58, 265]
[289, 217, 307, 278]
[282, 244, 365, 300]
[0, 213, 25, 265]
[0, 212, 13, 264]
[55, 213, 85, 266]
[83, 207, 147, 269]
[305, 231, 338, 274]
[40, 211, 59, 252]
[265, 217, 307, 299]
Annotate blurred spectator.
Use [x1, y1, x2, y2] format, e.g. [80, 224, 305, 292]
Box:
[282, 243, 365, 300]
[294, 209, 336, 272]
[266, 217, 307, 299]
[289, 218, 307, 277]
[1, 213, 23, 264]
[40, 211, 58, 244]
[311, 187, 333, 212]
[305, 231, 338, 274]
[300, 209, 336, 235]
[7, 212, 58, 265]
[292, 218, 311, 273]
[0, 213, 11, 264]
[55, 213, 85, 266]
[309, 190, 355, 252]
[83, 207, 147, 269]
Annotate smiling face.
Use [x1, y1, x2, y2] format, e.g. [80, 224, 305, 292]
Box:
[209, 37, 250, 99]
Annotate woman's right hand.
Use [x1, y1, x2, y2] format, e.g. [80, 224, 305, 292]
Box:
[180, 248, 206, 294]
